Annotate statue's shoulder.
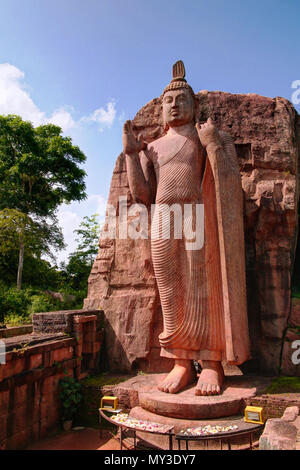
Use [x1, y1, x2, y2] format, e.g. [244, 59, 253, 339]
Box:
[145, 134, 168, 165]
[147, 134, 168, 152]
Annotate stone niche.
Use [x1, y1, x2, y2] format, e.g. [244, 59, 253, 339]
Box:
[84, 91, 300, 375]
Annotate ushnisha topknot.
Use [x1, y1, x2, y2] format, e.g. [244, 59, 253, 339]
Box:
[162, 60, 195, 98]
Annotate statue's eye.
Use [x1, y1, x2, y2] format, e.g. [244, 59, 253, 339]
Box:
[164, 97, 172, 104]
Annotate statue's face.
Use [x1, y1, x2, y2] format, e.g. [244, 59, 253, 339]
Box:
[162, 88, 194, 128]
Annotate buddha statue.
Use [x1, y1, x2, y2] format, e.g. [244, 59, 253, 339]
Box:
[123, 61, 250, 396]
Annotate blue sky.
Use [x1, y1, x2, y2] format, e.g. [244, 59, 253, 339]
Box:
[0, 0, 299, 262]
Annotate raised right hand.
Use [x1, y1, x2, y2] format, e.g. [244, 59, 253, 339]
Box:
[123, 120, 145, 155]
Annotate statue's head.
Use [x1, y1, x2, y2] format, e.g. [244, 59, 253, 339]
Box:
[161, 61, 195, 131]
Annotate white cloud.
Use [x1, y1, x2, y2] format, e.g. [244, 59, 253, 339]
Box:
[49, 107, 76, 131]
[0, 63, 45, 127]
[89, 101, 116, 127]
[0, 63, 118, 133]
[87, 194, 107, 219]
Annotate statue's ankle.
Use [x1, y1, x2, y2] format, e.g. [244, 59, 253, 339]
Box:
[199, 360, 223, 371]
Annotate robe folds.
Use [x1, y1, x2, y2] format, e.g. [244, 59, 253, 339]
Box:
[145, 129, 250, 365]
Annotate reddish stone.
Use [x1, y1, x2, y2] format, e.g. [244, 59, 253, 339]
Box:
[113, 373, 273, 419]
[0, 391, 9, 415]
[139, 391, 242, 420]
[0, 438, 7, 450]
[259, 417, 298, 450]
[2, 358, 26, 380]
[282, 406, 299, 422]
[9, 408, 28, 436]
[0, 414, 7, 441]
[52, 346, 74, 363]
[82, 342, 93, 354]
[84, 91, 299, 375]
[6, 428, 32, 450]
[29, 353, 43, 370]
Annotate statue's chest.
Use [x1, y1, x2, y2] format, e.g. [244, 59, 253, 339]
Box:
[149, 135, 203, 180]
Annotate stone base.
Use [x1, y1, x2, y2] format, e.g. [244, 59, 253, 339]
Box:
[113, 373, 273, 419]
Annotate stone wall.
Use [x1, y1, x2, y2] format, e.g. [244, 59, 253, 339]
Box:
[245, 395, 300, 420]
[32, 309, 92, 334]
[0, 325, 32, 339]
[84, 91, 300, 375]
[0, 309, 103, 449]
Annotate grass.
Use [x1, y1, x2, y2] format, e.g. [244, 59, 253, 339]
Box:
[264, 376, 300, 394]
[4, 314, 32, 327]
[81, 372, 132, 388]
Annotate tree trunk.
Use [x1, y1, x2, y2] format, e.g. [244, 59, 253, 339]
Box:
[17, 240, 24, 290]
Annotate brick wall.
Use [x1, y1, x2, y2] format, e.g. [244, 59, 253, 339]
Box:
[245, 395, 300, 420]
[0, 309, 104, 449]
[0, 325, 33, 339]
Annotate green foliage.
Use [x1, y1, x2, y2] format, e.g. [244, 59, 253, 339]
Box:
[0, 208, 65, 261]
[0, 115, 98, 315]
[27, 294, 58, 315]
[264, 376, 300, 394]
[0, 282, 85, 325]
[59, 377, 82, 421]
[0, 284, 36, 320]
[0, 115, 87, 217]
[291, 286, 300, 299]
[0, 114, 87, 289]
[81, 373, 130, 388]
[73, 214, 100, 263]
[63, 214, 100, 291]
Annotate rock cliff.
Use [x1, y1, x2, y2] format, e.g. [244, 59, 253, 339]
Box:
[84, 91, 300, 375]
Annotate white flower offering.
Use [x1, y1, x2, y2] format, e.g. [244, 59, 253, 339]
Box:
[110, 412, 166, 432]
[180, 424, 238, 436]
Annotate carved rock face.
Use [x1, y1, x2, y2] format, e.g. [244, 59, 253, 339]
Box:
[84, 91, 299, 375]
[162, 88, 195, 129]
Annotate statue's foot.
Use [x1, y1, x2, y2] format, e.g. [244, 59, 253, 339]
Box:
[195, 360, 224, 396]
[158, 359, 196, 394]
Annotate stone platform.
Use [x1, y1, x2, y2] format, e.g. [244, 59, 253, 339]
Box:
[113, 373, 273, 419]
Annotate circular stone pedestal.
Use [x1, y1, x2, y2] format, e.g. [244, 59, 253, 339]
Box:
[139, 389, 243, 419]
[113, 373, 273, 420]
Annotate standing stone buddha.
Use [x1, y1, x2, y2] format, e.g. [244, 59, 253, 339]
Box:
[123, 61, 250, 396]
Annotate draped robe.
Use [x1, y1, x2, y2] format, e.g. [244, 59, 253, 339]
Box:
[142, 127, 250, 365]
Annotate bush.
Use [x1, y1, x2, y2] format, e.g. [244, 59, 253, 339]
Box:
[27, 294, 57, 315]
[0, 285, 35, 317]
[0, 282, 86, 326]
[59, 377, 82, 421]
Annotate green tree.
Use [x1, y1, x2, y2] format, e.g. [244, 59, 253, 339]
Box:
[0, 115, 87, 288]
[64, 214, 100, 291]
[0, 209, 65, 289]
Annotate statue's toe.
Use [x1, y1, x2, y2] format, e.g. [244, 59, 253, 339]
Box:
[195, 382, 205, 396]
[157, 380, 168, 392]
[168, 381, 181, 394]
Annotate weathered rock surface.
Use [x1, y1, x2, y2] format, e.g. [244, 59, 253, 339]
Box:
[259, 406, 300, 450]
[84, 91, 300, 375]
